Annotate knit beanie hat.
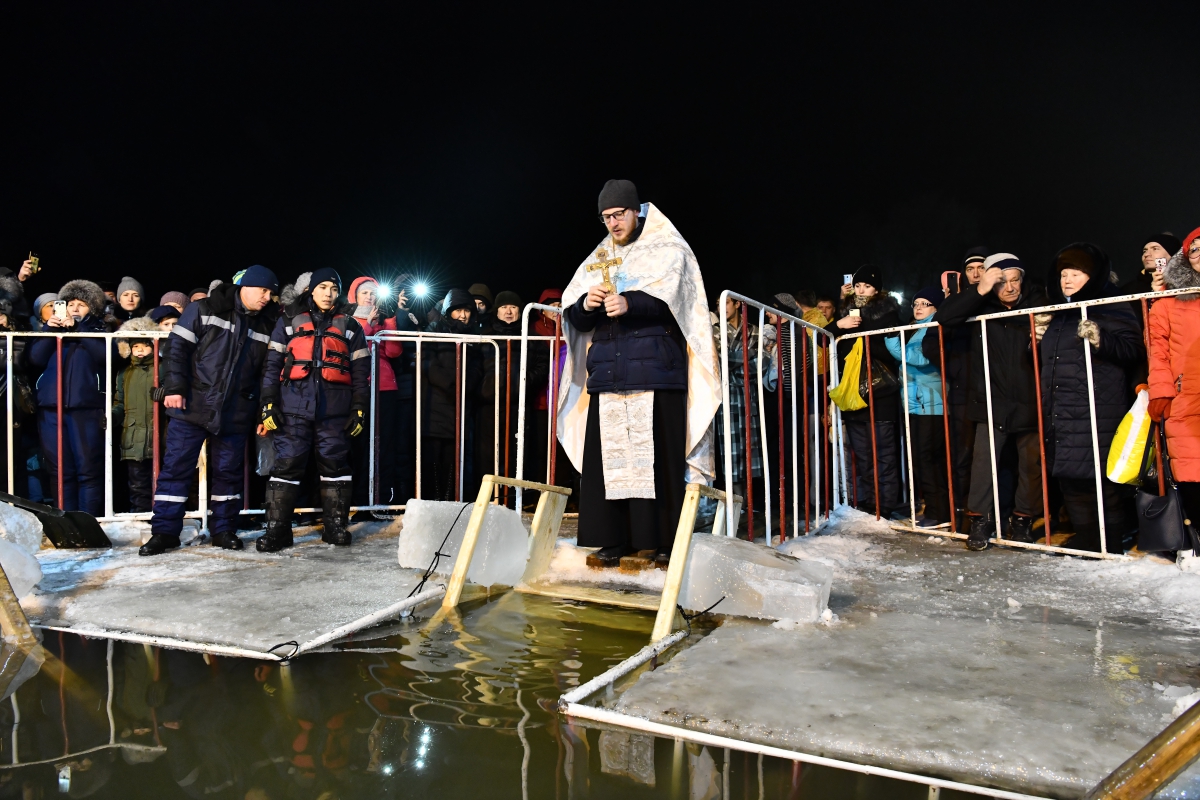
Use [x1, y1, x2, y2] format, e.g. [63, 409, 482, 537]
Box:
[963, 246, 989, 267]
[468, 283, 493, 305]
[984, 253, 1023, 278]
[149, 305, 181, 323]
[238, 265, 280, 293]
[309, 267, 342, 293]
[914, 286, 944, 309]
[159, 291, 189, 311]
[598, 179, 639, 213]
[493, 290, 522, 310]
[33, 293, 57, 319]
[1144, 233, 1182, 256]
[117, 276, 144, 301]
[852, 264, 882, 292]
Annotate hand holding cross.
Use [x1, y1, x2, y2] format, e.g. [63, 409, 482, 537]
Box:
[586, 249, 622, 293]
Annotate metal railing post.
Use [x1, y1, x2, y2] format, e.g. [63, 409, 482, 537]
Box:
[900, 331, 917, 527]
[5, 334, 12, 495]
[755, 306, 771, 541]
[936, 326, 956, 532]
[1080, 306, 1108, 553]
[454, 342, 462, 502]
[56, 336, 63, 510]
[980, 320, 1003, 533]
[740, 306, 754, 540]
[1029, 314, 1052, 544]
[863, 334, 880, 520]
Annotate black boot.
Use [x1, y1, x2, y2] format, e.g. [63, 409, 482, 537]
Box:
[965, 514, 993, 551]
[585, 545, 632, 568]
[321, 481, 353, 546]
[1006, 513, 1036, 544]
[257, 481, 297, 553]
[139, 534, 180, 557]
[211, 530, 244, 550]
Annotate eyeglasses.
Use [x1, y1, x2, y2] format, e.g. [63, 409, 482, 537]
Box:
[912, 301, 935, 310]
[598, 209, 631, 224]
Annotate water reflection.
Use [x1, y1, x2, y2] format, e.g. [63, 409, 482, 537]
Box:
[0, 594, 961, 798]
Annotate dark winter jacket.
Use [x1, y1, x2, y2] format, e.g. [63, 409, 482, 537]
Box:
[1040, 272, 1145, 480]
[921, 269, 979, 407]
[824, 293, 902, 423]
[261, 296, 371, 421]
[162, 283, 279, 435]
[114, 356, 156, 461]
[27, 314, 114, 409]
[936, 283, 1048, 433]
[565, 290, 687, 394]
[423, 294, 484, 439]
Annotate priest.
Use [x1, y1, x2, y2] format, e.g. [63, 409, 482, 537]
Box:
[558, 179, 719, 567]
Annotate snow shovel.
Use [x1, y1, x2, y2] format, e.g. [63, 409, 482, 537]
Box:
[0, 492, 111, 549]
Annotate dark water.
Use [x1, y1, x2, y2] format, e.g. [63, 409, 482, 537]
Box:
[0, 594, 976, 799]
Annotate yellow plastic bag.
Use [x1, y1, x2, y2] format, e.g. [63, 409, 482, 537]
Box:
[1106, 388, 1150, 484]
[829, 338, 867, 412]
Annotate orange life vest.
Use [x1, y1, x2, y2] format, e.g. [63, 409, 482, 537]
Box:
[283, 311, 352, 384]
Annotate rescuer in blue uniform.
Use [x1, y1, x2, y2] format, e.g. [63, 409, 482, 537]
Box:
[258, 267, 371, 552]
[140, 266, 281, 556]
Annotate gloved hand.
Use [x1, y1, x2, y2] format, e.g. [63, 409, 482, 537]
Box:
[150, 386, 167, 403]
[345, 409, 365, 437]
[261, 402, 283, 432]
[1149, 398, 1173, 422]
[1077, 319, 1101, 348]
[1033, 313, 1053, 342]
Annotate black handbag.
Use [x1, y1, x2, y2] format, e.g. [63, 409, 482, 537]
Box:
[858, 352, 900, 399]
[1135, 425, 1200, 554]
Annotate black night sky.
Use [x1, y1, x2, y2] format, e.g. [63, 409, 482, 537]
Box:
[3, 4, 1198, 311]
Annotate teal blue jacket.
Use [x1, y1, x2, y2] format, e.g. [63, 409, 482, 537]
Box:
[884, 318, 944, 416]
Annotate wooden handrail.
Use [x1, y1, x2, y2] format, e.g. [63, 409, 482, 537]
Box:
[1084, 698, 1200, 799]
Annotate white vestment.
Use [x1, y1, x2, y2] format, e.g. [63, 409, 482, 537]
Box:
[557, 203, 719, 489]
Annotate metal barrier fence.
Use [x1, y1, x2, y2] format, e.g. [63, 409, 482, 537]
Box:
[1, 327, 562, 524]
[715, 291, 843, 542]
[831, 286, 1195, 560]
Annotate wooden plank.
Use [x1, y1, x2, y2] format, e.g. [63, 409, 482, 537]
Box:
[441, 477, 495, 609]
[516, 581, 660, 611]
[487, 475, 573, 495]
[520, 490, 568, 585]
[0, 563, 36, 650]
[652, 484, 702, 641]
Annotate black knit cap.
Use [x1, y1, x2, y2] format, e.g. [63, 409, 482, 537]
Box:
[852, 264, 882, 292]
[598, 179, 639, 213]
[963, 246, 989, 266]
[1144, 233, 1182, 256]
[309, 267, 342, 293]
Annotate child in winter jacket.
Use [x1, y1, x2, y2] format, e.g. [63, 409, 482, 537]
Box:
[885, 286, 950, 526]
[114, 317, 160, 512]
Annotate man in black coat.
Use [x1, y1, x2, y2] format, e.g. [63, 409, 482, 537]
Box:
[936, 254, 1047, 550]
[141, 267, 280, 555]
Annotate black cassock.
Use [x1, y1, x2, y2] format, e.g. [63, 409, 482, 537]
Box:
[576, 389, 688, 550]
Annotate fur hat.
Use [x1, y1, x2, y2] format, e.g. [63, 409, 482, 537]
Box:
[116, 315, 159, 358]
[57, 279, 107, 317]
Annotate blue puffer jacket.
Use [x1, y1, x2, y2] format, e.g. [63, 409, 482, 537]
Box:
[27, 315, 115, 409]
[884, 319, 944, 416]
[261, 296, 371, 420]
[564, 290, 687, 394]
[162, 283, 279, 435]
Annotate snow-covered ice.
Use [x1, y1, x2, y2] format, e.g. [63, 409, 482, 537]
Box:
[25, 519, 430, 653]
[0, 539, 41, 600]
[0, 501, 44, 554]
[537, 534, 831, 623]
[678, 534, 832, 622]
[600, 506, 1200, 797]
[397, 499, 529, 587]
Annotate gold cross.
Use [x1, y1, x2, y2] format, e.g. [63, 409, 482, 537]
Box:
[586, 249, 622, 293]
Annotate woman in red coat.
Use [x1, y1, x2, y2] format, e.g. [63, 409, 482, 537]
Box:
[1148, 226, 1200, 518]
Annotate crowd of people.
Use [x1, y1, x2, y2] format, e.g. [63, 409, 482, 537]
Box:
[1, 223, 1197, 558]
[744, 228, 1200, 556]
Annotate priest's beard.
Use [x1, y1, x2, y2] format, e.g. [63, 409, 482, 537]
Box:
[612, 220, 643, 247]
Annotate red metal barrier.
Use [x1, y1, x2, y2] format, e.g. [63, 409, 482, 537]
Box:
[740, 307, 754, 541]
[454, 342, 462, 502]
[936, 327, 956, 532]
[801, 328, 810, 534]
[152, 339, 160, 493]
[863, 334, 880, 520]
[1028, 314, 1053, 544]
[56, 336, 63, 509]
[823, 341, 831, 518]
[549, 317, 562, 486]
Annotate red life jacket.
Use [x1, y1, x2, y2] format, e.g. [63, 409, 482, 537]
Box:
[283, 311, 352, 384]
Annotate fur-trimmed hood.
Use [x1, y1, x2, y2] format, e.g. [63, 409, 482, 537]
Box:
[835, 292, 901, 323]
[57, 279, 107, 317]
[279, 272, 311, 308]
[1163, 238, 1200, 301]
[118, 316, 159, 334]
